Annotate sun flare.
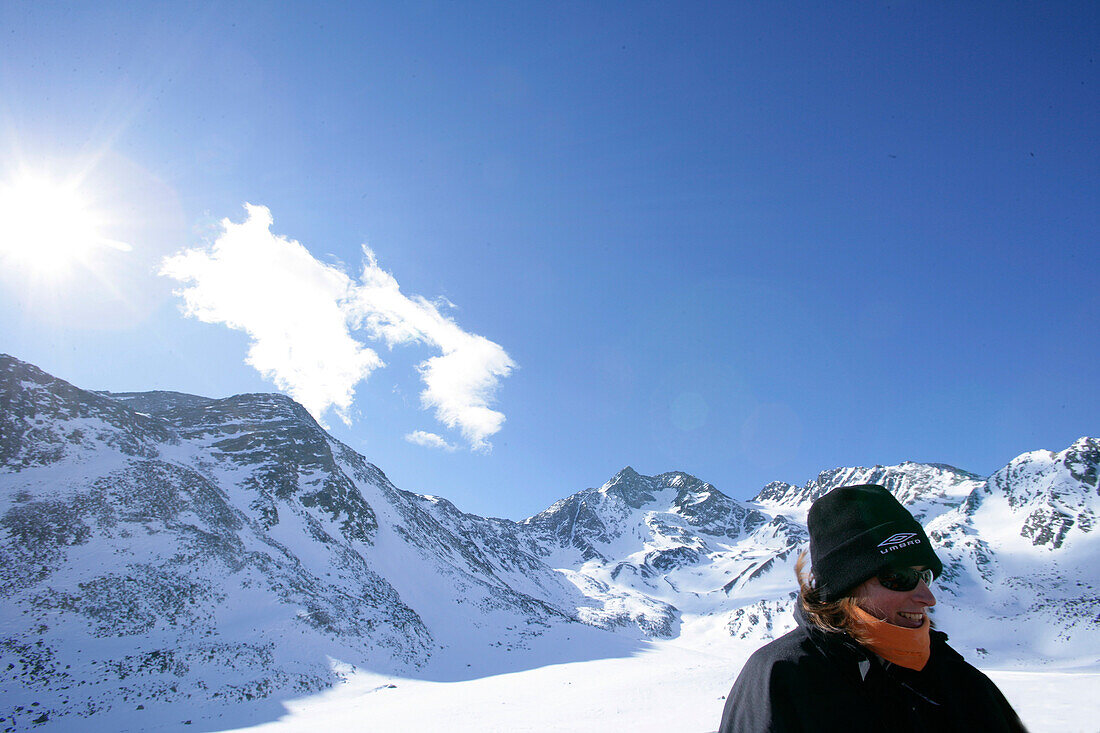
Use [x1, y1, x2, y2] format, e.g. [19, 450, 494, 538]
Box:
[0, 172, 128, 277]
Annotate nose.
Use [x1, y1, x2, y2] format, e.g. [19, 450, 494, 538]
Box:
[913, 579, 936, 607]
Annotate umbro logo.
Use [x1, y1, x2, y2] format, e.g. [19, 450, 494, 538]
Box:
[878, 532, 921, 554]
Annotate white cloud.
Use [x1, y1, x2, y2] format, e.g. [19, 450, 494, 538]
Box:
[161, 204, 514, 449]
[404, 430, 457, 452]
[345, 248, 516, 451]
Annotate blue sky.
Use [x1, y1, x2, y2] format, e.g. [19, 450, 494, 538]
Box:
[1, 2, 1096, 519]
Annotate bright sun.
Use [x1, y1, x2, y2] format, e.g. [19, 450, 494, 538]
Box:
[0, 172, 127, 276]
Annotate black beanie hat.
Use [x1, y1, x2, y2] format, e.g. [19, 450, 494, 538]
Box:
[808, 484, 943, 602]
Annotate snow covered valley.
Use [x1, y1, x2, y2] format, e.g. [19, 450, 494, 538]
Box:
[2, 354, 1097, 732]
[26, 641, 1100, 733]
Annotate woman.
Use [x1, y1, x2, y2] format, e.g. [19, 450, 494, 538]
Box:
[718, 484, 1026, 732]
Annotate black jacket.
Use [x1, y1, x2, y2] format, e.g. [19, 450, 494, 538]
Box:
[718, 605, 1027, 733]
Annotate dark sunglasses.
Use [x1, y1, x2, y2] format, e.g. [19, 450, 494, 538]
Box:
[877, 567, 934, 592]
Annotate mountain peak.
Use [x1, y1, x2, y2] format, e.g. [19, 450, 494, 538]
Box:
[600, 466, 658, 508]
[1, 354, 175, 467]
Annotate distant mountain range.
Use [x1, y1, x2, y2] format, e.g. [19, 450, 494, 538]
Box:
[1, 353, 1097, 728]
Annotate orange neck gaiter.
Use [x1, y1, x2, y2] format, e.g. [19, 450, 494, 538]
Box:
[849, 605, 931, 671]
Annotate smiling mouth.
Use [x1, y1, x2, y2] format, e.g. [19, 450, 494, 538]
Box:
[897, 611, 925, 624]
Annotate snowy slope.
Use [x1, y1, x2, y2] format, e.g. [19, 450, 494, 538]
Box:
[0, 356, 605, 729]
[925, 438, 1100, 666]
[1, 353, 1097, 729]
[515, 468, 806, 639]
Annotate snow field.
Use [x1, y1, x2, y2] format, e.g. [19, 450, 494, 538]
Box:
[134, 642, 1098, 733]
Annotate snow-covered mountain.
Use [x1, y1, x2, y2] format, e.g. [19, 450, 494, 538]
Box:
[0, 355, 600, 728]
[537, 449, 1099, 663]
[1, 354, 1097, 728]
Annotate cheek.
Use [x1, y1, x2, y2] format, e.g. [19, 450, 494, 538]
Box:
[851, 584, 876, 613]
[852, 583, 898, 618]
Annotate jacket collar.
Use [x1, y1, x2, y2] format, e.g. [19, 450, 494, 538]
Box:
[793, 601, 869, 667]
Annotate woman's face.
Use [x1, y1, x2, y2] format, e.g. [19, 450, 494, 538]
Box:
[852, 567, 936, 628]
